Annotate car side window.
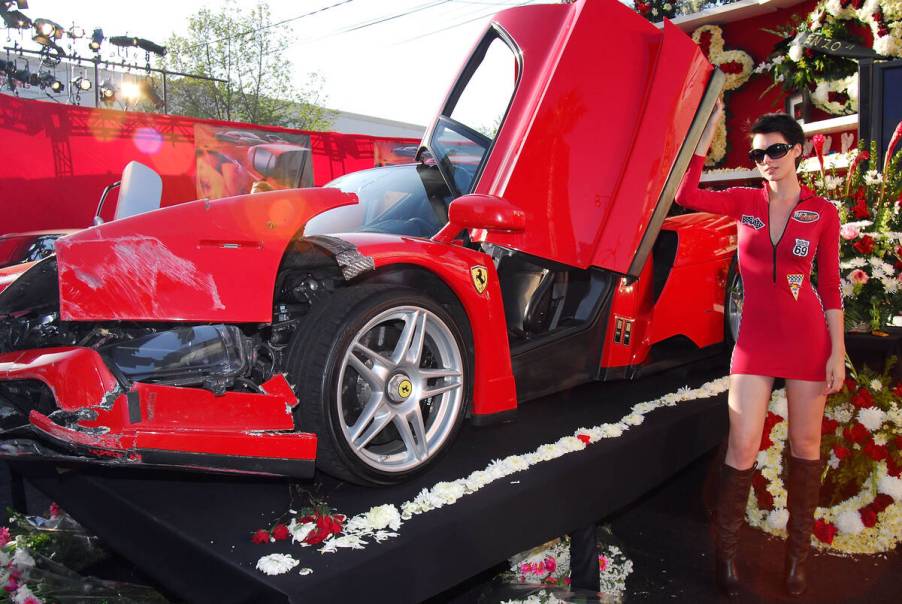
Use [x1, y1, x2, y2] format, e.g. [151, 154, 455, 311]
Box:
[449, 37, 517, 141]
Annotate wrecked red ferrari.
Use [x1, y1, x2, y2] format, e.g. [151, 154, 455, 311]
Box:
[0, 0, 737, 485]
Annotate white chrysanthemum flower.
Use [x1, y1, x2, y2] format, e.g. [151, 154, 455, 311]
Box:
[767, 508, 789, 530]
[828, 450, 840, 469]
[623, 414, 644, 426]
[771, 395, 788, 419]
[256, 553, 300, 575]
[836, 509, 866, 535]
[841, 280, 856, 298]
[11, 548, 34, 571]
[287, 519, 315, 544]
[863, 170, 882, 186]
[832, 403, 854, 424]
[556, 435, 586, 452]
[788, 44, 803, 62]
[319, 534, 367, 554]
[598, 423, 625, 438]
[882, 278, 899, 294]
[773, 55, 785, 65]
[868, 379, 883, 392]
[11, 585, 39, 604]
[464, 469, 492, 492]
[858, 407, 886, 432]
[841, 257, 868, 269]
[873, 433, 888, 446]
[298, 567, 313, 576]
[878, 475, 902, 501]
[429, 480, 467, 507]
[888, 403, 902, 428]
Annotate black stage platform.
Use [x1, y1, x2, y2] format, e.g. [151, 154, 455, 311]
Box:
[10, 362, 730, 604]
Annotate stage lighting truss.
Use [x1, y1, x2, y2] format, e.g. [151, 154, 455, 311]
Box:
[109, 35, 166, 57]
[1, 8, 30, 29]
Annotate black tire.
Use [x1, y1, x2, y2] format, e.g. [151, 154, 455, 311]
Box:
[286, 284, 470, 485]
[724, 256, 743, 347]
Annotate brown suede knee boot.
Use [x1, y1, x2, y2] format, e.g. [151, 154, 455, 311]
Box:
[714, 463, 756, 597]
[785, 456, 824, 596]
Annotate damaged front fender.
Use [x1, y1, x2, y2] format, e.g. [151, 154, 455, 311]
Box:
[55, 188, 358, 323]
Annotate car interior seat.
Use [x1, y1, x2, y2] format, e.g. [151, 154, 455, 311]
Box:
[114, 161, 163, 220]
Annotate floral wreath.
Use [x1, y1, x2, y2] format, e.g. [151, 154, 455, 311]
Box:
[691, 25, 754, 167]
[759, 0, 902, 116]
[746, 362, 902, 554]
[634, 1, 677, 23]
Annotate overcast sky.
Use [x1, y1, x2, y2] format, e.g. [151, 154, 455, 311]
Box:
[17, 0, 563, 126]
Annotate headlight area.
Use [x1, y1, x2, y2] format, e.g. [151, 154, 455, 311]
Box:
[101, 325, 253, 394]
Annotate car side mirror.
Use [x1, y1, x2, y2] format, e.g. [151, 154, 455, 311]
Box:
[432, 194, 525, 244]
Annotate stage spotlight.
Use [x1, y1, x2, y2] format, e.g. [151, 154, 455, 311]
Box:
[120, 80, 141, 103]
[140, 79, 164, 108]
[32, 18, 63, 46]
[72, 76, 91, 91]
[110, 35, 166, 56]
[88, 28, 103, 52]
[99, 80, 116, 103]
[68, 25, 85, 38]
[1, 9, 30, 29]
[49, 78, 63, 93]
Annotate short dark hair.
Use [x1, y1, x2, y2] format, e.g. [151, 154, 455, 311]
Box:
[750, 113, 805, 148]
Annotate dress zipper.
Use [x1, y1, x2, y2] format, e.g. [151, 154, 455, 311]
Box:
[768, 198, 802, 283]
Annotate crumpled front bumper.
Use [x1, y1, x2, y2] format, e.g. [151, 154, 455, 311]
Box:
[0, 347, 317, 478]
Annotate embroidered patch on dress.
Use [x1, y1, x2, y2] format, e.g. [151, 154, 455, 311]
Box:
[792, 238, 810, 257]
[741, 215, 765, 230]
[787, 274, 804, 301]
[792, 210, 820, 223]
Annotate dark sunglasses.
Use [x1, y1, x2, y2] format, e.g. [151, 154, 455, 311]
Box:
[748, 143, 793, 164]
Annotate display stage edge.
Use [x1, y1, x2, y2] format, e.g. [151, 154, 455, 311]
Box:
[10, 361, 730, 603]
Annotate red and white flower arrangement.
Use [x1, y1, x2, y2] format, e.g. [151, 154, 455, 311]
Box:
[746, 360, 902, 554]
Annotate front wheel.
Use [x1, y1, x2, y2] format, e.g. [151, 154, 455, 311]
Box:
[725, 258, 743, 345]
[288, 285, 469, 485]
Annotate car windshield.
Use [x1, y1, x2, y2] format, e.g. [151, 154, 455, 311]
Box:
[305, 164, 454, 238]
[427, 33, 518, 195]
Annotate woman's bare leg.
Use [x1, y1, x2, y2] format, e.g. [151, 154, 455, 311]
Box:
[785, 378, 828, 459]
[724, 374, 775, 470]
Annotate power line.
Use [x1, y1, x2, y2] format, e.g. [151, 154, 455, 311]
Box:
[181, 0, 358, 53]
[397, 0, 539, 43]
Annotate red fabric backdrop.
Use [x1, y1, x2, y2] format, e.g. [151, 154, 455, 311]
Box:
[0, 94, 419, 235]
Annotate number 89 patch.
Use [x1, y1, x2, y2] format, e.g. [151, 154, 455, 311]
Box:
[792, 238, 810, 257]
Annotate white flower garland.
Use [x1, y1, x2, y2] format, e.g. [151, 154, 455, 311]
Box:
[746, 389, 902, 554]
[811, 73, 859, 115]
[257, 377, 731, 573]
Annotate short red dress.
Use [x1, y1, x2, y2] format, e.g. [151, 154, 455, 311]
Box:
[675, 155, 843, 381]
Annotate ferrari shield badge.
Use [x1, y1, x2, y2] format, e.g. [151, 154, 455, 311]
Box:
[471, 265, 488, 294]
[787, 274, 804, 301]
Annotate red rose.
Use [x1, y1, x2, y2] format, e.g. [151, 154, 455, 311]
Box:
[833, 444, 850, 460]
[271, 523, 290, 541]
[813, 519, 838, 544]
[843, 422, 870, 444]
[853, 235, 876, 255]
[863, 441, 888, 461]
[577, 434, 591, 445]
[859, 506, 878, 528]
[851, 200, 870, 220]
[892, 383, 902, 397]
[759, 432, 773, 451]
[251, 529, 270, 544]
[871, 494, 894, 513]
[822, 417, 839, 435]
[887, 457, 901, 478]
[844, 376, 858, 392]
[757, 490, 774, 510]
[851, 388, 874, 409]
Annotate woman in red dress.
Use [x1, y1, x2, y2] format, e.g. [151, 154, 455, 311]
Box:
[675, 101, 845, 598]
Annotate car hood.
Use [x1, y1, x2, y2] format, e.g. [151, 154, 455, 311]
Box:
[45, 187, 357, 322]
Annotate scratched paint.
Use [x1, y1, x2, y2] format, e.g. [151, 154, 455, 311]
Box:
[62, 236, 225, 317]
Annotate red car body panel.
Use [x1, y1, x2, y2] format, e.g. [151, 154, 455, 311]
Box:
[0, 347, 316, 469]
[600, 214, 737, 370]
[55, 188, 357, 323]
[339, 233, 518, 417]
[470, 1, 713, 275]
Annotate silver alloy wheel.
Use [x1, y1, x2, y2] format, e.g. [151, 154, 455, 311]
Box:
[336, 305, 464, 473]
[727, 271, 743, 342]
